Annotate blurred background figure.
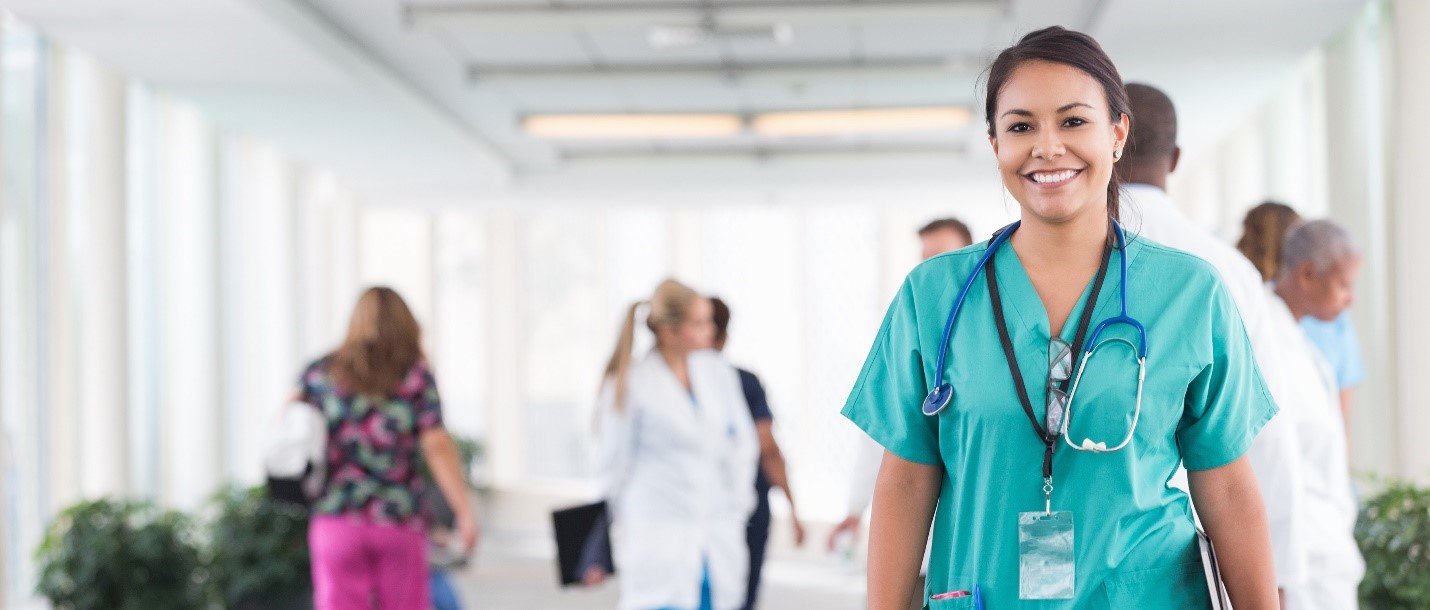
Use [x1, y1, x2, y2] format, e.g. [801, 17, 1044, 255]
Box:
[589, 280, 759, 610]
[826, 216, 972, 610]
[1237, 202, 1304, 283]
[297, 287, 478, 610]
[708, 297, 806, 610]
[1239, 205, 1367, 438]
[1115, 84, 1311, 603]
[917, 218, 975, 261]
[1269, 220, 1366, 609]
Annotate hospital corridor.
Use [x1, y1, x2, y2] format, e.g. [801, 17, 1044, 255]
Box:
[3, 0, 1430, 609]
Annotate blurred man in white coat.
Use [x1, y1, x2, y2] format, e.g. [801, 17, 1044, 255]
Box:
[1115, 83, 1363, 608]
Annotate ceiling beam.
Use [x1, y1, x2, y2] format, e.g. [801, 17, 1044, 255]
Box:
[516, 103, 971, 120]
[556, 143, 967, 162]
[406, 0, 1000, 29]
[468, 56, 981, 84]
[247, 0, 512, 180]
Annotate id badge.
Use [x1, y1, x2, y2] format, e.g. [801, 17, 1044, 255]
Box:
[1018, 510, 1075, 599]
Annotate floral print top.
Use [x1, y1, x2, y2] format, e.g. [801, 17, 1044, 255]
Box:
[299, 356, 444, 530]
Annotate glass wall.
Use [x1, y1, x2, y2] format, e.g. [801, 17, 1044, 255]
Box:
[1, 16, 47, 600]
[0, 18, 367, 603]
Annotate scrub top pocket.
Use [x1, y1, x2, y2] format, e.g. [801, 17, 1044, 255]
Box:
[1093, 559, 1210, 610]
[925, 596, 975, 609]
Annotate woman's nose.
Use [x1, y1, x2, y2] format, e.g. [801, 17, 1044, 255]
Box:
[1032, 129, 1065, 159]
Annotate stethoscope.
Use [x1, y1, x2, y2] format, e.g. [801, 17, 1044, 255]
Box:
[920, 219, 1148, 453]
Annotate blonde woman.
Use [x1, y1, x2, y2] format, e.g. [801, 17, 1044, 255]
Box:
[298, 287, 477, 610]
[585, 279, 759, 610]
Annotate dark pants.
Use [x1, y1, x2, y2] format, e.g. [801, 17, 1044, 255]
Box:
[742, 496, 772, 610]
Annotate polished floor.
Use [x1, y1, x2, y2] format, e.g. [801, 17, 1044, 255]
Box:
[455, 525, 866, 609]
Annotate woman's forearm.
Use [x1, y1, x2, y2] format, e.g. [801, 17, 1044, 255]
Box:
[1188, 456, 1279, 610]
[421, 428, 474, 518]
[867, 450, 941, 610]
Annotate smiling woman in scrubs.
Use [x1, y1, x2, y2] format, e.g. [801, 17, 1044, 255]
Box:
[843, 27, 1279, 609]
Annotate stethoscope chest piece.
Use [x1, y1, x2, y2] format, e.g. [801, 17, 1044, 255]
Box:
[922, 383, 954, 415]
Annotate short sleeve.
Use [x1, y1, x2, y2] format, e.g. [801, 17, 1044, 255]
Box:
[1337, 313, 1366, 388]
[841, 277, 940, 466]
[1178, 282, 1278, 471]
[407, 361, 444, 431]
[739, 369, 773, 422]
[298, 358, 328, 405]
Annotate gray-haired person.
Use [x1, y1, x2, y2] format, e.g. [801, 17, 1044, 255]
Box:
[1269, 219, 1365, 610]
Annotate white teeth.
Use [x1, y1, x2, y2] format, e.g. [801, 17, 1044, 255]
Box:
[1031, 170, 1077, 184]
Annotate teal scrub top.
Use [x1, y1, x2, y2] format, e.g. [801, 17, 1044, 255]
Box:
[842, 233, 1276, 610]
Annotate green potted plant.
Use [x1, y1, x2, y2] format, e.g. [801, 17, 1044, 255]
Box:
[1356, 479, 1430, 608]
[208, 485, 313, 610]
[35, 498, 208, 610]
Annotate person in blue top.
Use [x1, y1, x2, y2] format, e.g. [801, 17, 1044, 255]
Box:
[842, 26, 1280, 609]
[708, 297, 806, 610]
[1237, 204, 1367, 437]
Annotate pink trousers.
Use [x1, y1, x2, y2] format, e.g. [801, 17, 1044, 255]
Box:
[309, 515, 430, 610]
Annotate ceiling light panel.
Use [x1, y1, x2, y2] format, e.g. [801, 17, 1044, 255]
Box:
[523, 113, 744, 139]
[754, 106, 972, 136]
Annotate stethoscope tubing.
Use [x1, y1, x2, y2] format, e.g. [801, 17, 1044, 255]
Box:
[923, 219, 1150, 450]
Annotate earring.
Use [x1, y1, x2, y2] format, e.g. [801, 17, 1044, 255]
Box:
[1113, 149, 1122, 159]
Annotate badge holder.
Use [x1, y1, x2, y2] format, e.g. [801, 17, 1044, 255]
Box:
[1018, 508, 1075, 600]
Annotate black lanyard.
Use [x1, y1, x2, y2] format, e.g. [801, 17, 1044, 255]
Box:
[984, 236, 1113, 481]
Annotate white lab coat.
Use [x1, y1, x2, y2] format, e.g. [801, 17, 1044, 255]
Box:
[1266, 293, 1365, 610]
[1122, 184, 1309, 587]
[597, 349, 760, 610]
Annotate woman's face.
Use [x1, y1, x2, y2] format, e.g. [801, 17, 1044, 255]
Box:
[989, 60, 1128, 226]
[666, 298, 716, 353]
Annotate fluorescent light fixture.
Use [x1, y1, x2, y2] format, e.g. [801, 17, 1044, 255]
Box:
[523, 113, 743, 139]
[647, 22, 795, 49]
[523, 106, 972, 139]
[754, 106, 972, 137]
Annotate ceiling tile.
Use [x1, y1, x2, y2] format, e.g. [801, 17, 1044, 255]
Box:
[582, 25, 724, 63]
[450, 28, 591, 64]
[724, 23, 854, 62]
[859, 21, 990, 57]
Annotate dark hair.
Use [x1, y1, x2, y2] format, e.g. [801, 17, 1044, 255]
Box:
[1236, 202, 1301, 281]
[1123, 83, 1177, 165]
[984, 26, 1131, 220]
[710, 296, 731, 344]
[917, 218, 973, 245]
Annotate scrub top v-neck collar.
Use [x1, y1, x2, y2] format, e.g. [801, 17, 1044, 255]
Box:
[992, 234, 1144, 346]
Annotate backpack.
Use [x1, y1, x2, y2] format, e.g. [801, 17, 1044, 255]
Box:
[264, 401, 328, 506]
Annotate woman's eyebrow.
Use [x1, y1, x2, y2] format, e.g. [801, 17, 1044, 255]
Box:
[999, 102, 1096, 119]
